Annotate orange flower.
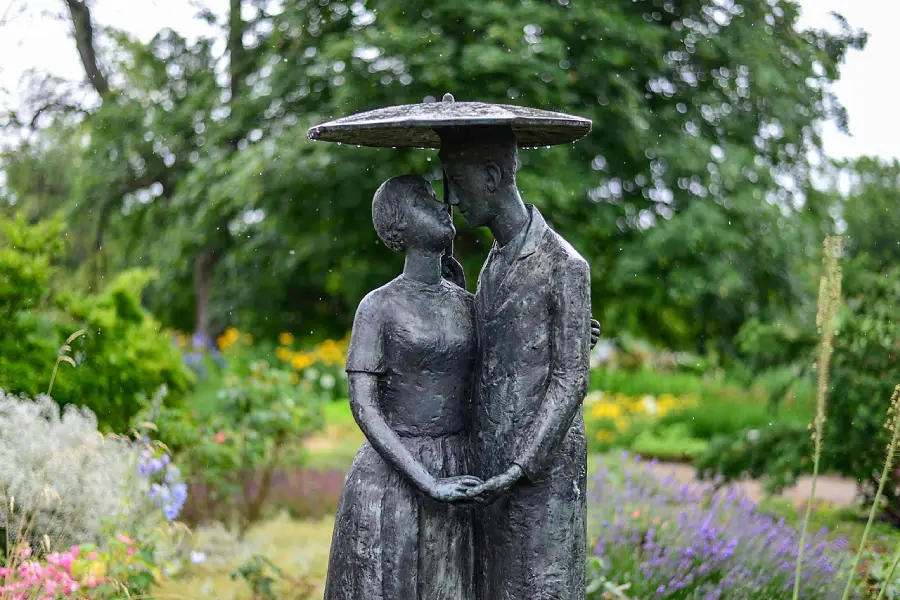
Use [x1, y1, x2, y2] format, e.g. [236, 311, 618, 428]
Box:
[632, 509, 641, 519]
[278, 332, 295, 346]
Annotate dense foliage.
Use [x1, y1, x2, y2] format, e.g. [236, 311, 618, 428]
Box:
[0, 218, 192, 431]
[0, 0, 865, 357]
[696, 158, 900, 524]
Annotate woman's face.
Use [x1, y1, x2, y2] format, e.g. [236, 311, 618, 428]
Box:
[404, 181, 456, 252]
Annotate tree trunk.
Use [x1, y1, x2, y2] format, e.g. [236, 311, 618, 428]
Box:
[194, 251, 219, 344]
[63, 0, 110, 96]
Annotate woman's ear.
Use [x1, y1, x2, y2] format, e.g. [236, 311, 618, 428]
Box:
[485, 162, 502, 193]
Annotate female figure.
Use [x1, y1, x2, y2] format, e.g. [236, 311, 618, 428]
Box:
[324, 175, 480, 600]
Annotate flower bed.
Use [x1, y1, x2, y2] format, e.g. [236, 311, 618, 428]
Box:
[588, 453, 855, 599]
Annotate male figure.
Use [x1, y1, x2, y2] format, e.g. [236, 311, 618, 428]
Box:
[438, 125, 591, 600]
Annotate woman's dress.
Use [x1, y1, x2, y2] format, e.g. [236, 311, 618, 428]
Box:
[324, 275, 476, 600]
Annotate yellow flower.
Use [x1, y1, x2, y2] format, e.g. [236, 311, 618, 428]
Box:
[315, 339, 347, 366]
[614, 417, 630, 431]
[275, 347, 293, 362]
[291, 352, 315, 371]
[218, 327, 241, 350]
[658, 393, 679, 407]
[278, 332, 295, 346]
[591, 402, 623, 420]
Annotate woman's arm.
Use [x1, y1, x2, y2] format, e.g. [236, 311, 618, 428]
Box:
[349, 372, 437, 493]
[349, 373, 481, 501]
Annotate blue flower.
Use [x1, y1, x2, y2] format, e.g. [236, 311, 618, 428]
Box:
[163, 504, 179, 521]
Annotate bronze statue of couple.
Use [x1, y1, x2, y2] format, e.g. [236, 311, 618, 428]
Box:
[322, 122, 594, 600]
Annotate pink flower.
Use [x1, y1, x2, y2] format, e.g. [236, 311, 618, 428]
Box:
[82, 574, 101, 588]
[56, 552, 75, 572]
[44, 579, 58, 594]
[127, 546, 136, 556]
[87, 551, 98, 560]
[16, 546, 31, 559]
[117, 534, 136, 545]
[61, 581, 79, 594]
[18, 561, 43, 581]
[214, 431, 227, 444]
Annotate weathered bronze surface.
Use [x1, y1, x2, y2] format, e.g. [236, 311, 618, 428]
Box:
[314, 96, 593, 600]
[307, 93, 592, 148]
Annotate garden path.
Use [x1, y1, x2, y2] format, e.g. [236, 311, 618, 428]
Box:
[645, 461, 859, 508]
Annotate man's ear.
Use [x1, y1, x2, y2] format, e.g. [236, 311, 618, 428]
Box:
[485, 162, 502, 192]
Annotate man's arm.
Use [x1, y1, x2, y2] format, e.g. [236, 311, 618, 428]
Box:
[514, 254, 591, 480]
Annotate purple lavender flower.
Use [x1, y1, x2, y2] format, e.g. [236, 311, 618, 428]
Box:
[588, 455, 856, 599]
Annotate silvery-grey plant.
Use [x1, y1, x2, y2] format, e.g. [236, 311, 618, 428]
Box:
[0, 390, 159, 552]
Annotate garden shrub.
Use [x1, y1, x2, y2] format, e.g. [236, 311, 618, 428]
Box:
[700, 264, 900, 524]
[0, 390, 186, 553]
[148, 360, 326, 536]
[0, 217, 192, 432]
[695, 422, 812, 496]
[823, 265, 900, 523]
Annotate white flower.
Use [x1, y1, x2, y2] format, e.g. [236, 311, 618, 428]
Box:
[304, 368, 319, 381]
[190, 551, 207, 564]
[747, 429, 760, 442]
[320, 374, 336, 390]
[640, 395, 658, 415]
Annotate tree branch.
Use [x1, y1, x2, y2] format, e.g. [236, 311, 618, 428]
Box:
[28, 102, 90, 129]
[63, 0, 110, 96]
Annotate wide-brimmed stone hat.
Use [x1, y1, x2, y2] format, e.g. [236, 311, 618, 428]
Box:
[307, 93, 591, 149]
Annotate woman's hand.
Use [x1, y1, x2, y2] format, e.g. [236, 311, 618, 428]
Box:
[466, 464, 525, 505]
[426, 475, 483, 503]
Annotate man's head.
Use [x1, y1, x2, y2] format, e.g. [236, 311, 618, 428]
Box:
[438, 126, 519, 228]
[372, 174, 455, 253]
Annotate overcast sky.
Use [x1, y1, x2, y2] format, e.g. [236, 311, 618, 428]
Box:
[0, 0, 895, 161]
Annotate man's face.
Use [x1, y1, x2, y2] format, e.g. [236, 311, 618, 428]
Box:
[442, 159, 495, 228]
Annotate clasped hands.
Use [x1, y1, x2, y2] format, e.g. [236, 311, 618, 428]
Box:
[425, 464, 525, 506]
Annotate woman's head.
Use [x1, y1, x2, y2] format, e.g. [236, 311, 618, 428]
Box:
[372, 175, 455, 253]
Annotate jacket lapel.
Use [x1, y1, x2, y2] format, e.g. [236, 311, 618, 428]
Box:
[486, 206, 548, 318]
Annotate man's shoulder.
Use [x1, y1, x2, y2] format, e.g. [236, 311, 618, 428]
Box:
[540, 228, 589, 272]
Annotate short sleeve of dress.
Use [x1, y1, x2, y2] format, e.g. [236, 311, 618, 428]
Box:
[345, 293, 387, 374]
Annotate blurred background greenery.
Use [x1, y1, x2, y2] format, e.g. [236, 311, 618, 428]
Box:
[1, 0, 899, 597]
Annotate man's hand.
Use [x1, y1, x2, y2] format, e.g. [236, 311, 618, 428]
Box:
[426, 475, 483, 503]
[590, 317, 601, 350]
[466, 464, 525, 505]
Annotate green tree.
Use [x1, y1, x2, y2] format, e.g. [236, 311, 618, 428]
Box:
[2, 0, 865, 354]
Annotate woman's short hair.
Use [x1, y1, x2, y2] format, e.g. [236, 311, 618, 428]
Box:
[372, 174, 429, 253]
